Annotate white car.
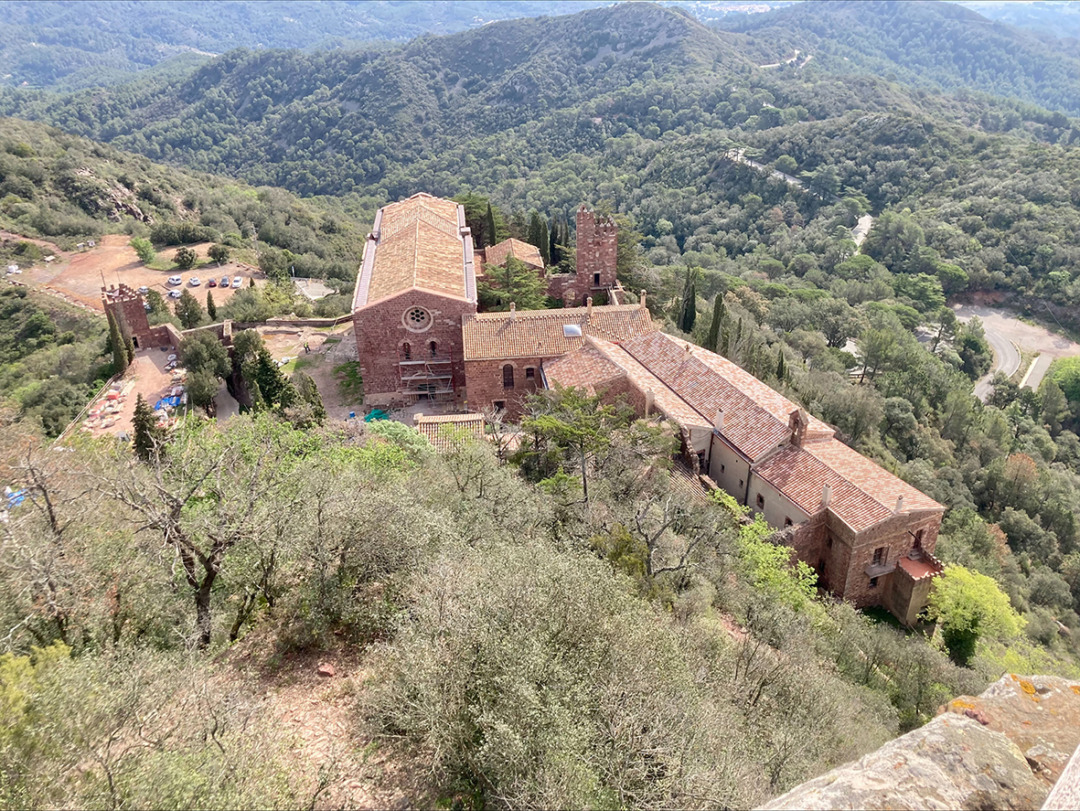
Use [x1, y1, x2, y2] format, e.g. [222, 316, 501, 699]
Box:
[232, 276, 243, 288]
[167, 276, 182, 286]
[188, 277, 200, 287]
[138, 286, 149, 294]
[168, 290, 182, 299]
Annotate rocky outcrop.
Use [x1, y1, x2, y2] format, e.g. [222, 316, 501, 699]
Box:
[762, 673, 1080, 811]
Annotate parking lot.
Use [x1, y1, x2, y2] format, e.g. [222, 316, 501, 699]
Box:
[19, 235, 263, 313]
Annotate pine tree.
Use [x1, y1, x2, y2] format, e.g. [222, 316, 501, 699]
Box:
[132, 393, 162, 462]
[484, 202, 498, 248]
[206, 290, 217, 321]
[176, 289, 205, 329]
[707, 293, 725, 352]
[106, 310, 127, 374]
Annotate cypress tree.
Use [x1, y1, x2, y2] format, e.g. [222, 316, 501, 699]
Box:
[733, 318, 743, 354]
[107, 310, 127, 374]
[527, 211, 544, 255]
[124, 333, 136, 365]
[539, 219, 551, 266]
[484, 202, 498, 247]
[678, 269, 697, 333]
[206, 290, 217, 321]
[776, 349, 787, 381]
[707, 294, 725, 352]
[132, 393, 162, 462]
[549, 215, 560, 265]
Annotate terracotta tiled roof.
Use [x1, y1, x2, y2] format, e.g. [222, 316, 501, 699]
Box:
[542, 341, 625, 391]
[551, 330, 943, 533]
[414, 412, 486, 450]
[546, 337, 711, 432]
[462, 304, 656, 361]
[619, 332, 832, 461]
[354, 193, 476, 308]
[483, 238, 544, 270]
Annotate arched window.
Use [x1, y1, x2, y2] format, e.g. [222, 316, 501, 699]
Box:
[402, 341, 412, 360]
[502, 364, 515, 389]
[429, 340, 438, 356]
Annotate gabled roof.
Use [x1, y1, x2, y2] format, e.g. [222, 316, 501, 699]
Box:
[353, 193, 477, 309]
[545, 337, 711, 432]
[414, 412, 486, 451]
[483, 238, 544, 270]
[618, 332, 833, 461]
[547, 330, 943, 533]
[462, 304, 656, 361]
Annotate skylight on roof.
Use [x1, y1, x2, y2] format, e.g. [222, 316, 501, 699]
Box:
[563, 324, 583, 338]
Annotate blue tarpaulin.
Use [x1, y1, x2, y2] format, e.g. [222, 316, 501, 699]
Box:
[5, 488, 26, 509]
[154, 396, 182, 410]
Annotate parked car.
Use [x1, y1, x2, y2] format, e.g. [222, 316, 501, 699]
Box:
[188, 276, 200, 287]
[138, 286, 149, 294]
[167, 276, 182, 286]
[143, 303, 152, 312]
[168, 290, 182, 299]
[207, 278, 217, 287]
[221, 276, 230, 287]
[232, 276, 243, 288]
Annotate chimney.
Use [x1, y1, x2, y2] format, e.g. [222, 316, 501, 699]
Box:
[509, 302, 516, 321]
[639, 289, 647, 309]
[895, 495, 904, 514]
[645, 388, 655, 416]
[714, 409, 724, 432]
[822, 483, 832, 509]
[586, 296, 593, 320]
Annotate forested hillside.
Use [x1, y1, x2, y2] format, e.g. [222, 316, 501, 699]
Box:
[4, 3, 1080, 806]
[0, 0, 607, 89]
[721, 0, 1080, 117]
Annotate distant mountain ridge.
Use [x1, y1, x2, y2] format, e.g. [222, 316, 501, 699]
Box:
[719, 0, 1080, 117]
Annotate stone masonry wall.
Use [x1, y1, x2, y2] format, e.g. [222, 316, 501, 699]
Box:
[464, 356, 546, 419]
[840, 511, 942, 608]
[546, 206, 618, 305]
[354, 289, 474, 406]
[103, 284, 152, 347]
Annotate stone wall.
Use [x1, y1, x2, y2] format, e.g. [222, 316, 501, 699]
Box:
[464, 356, 545, 419]
[354, 290, 474, 406]
[839, 511, 942, 608]
[761, 673, 1080, 811]
[545, 206, 618, 305]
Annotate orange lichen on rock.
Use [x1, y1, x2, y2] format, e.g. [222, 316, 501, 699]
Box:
[951, 699, 976, 710]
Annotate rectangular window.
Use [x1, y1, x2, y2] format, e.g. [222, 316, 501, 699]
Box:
[756, 493, 765, 510]
[525, 367, 535, 379]
[593, 272, 601, 286]
[720, 464, 726, 474]
[872, 546, 887, 566]
[493, 401, 505, 411]
[869, 577, 878, 589]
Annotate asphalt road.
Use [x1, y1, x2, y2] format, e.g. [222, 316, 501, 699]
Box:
[955, 303, 1080, 401]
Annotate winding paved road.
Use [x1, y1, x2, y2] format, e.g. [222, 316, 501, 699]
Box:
[955, 304, 1079, 401]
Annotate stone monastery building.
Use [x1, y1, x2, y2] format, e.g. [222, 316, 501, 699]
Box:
[351, 193, 945, 625]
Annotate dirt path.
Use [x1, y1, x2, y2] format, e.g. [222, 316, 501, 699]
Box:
[222, 638, 435, 810]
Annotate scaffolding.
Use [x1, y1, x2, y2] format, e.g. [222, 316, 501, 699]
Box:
[398, 350, 454, 400]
